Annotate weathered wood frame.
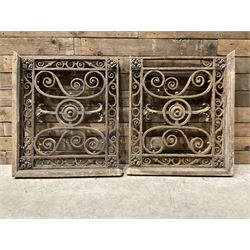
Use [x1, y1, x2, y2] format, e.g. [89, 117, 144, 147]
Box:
[128, 52, 235, 176]
[12, 53, 122, 178]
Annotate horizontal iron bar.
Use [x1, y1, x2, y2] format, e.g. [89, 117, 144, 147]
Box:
[34, 68, 106, 71]
[24, 56, 112, 60]
[142, 154, 213, 157]
[32, 155, 106, 159]
[133, 56, 224, 59]
[143, 67, 214, 70]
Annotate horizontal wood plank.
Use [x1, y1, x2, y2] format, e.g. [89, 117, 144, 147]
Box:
[0, 90, 12, 107]
[218, 40, 250, 56]
[235, 137, 250, 151]
[75, 38, 217, 56]
[0, 73, 12, 89]
[235, 123, 250, 136]
[0, 56, 12, 72]
[235, 74, 250, 90]
[235, 91, 250, 107]
[235, 151, 250, 164]
[235, 107, 250, 122]
[0, 137, 12, 150]
[0, 150, 12, 164]
[0, 123, 11, 136]
[0, 107, 12, 121]
[235, 57, 250, 73]
[0, 38, 74, 55]
[0, 31, 138, 38]
[139, 32, 250, 39]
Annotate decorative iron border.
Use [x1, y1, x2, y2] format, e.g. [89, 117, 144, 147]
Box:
[128, 52, 235, 176]
[12, 53, 122, 177]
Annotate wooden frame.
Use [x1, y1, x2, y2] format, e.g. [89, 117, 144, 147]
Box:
[12, 53, 122, 178]
[128, 52, 235, 176]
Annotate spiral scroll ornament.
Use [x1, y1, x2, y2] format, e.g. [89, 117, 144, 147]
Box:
[163, 99, 191, 125]
[56, 99, 85, 126]
[143, 70, 212, 99]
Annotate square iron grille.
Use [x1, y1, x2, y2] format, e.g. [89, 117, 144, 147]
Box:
[128, 52, 235, 176]
[12, 53, 122, 177]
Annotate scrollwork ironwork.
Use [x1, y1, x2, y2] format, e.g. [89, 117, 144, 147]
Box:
[129, 56, 229, 172]
[17, 57, 119, 174]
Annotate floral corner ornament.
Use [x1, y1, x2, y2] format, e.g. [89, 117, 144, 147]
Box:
[107, 58, 117, 69]
[19, 159, 32, 170]
[22, 58, 34, 70]
[131, 58, 142, 70]
[131, 156, 141, 167]
[215, 58, 226, 71]
[107, 156, 117, 168]
[213, 156, 225, 168]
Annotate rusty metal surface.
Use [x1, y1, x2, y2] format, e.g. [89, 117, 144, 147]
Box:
[128, 56, 234, 175]
[15, 56, 120, 176]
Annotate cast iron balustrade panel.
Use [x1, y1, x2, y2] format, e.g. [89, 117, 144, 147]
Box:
[128, 53, 235, 176]
[13, 55, 122, 177]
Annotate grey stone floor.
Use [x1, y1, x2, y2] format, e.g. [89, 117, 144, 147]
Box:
[0, 165, 249, 219]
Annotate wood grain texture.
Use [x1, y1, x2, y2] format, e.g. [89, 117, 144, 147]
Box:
[0, 56, 12, 72]
[224, 51, 235, 173]
[75, 38, 217, 56]
[218, 40, 250, 56]
[235, 137, 250, 151]
[0, 73, 11, 89]
[0, 123, 11, 136]
[0, 38, 74, 55]
[0, 107, 12, 121]
[235, 123, 250, 136]
[0, 150, 11, 164]
[235, 57, 250, 73]
[235, 74, 250, 90]
[139, 32, 250, 39]
[0, 137, 11, 150]
[0, 89, 12, 107]
[0, 31, 138, 38]
[235, 91, 250, 107]
[235, 151, 250, 164]
[235, 107, 250, 122]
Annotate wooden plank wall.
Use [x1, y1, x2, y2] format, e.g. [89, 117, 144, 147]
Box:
[0, 31, 249, 165]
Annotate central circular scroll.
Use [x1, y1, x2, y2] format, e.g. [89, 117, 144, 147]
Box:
[56, 99, 84, 126]
[163, 99, 191, 125]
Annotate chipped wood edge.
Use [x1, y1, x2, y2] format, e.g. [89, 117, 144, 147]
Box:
[12, 52, 20, 177]
[224, 50, 235, 175]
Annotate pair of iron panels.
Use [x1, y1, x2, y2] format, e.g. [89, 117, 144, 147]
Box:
[12, 52, 235, 177]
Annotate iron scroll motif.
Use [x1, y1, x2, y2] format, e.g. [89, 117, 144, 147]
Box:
[15, 56, 121, 177]
[128, 55, 235, 176]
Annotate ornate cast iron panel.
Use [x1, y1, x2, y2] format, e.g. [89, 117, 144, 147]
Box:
[128, 52, 235, 176]
[12, 54, 122, 177]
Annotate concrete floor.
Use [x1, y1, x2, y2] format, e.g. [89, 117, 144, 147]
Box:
[0, 165, 249, 219]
